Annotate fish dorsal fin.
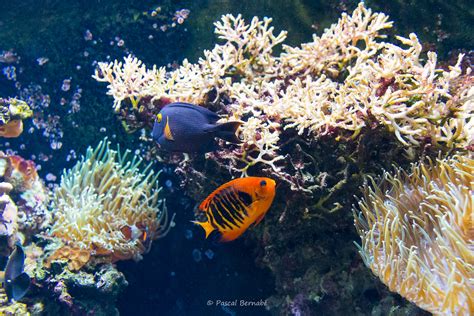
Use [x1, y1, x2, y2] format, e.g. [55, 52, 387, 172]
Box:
[199, 182, 234, 211]
[166, 102, 219, 122]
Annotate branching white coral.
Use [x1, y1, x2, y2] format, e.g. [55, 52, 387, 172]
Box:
[280, 2, 393, 77]
[94, 2, 473, 186]
[93, 56, 167, 112]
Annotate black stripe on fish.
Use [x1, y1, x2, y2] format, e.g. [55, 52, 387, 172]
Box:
[237, 191, 253, 207]
[227, 189, 249, 217]
[207, 211, 219, 230]
[215, 196, 244, 224]
[208, 203, 231, 229]
[211, 200, 239, 228]
[219, 189, 245, 216]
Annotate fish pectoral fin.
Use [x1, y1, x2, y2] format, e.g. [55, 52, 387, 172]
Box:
[251, 212, 266, 227]
[191, 221, 215, 239]
[10, 272, 30, 301]
[164, 117, 174, 141]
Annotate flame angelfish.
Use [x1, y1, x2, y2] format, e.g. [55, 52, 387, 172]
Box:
[193, 177, 276, 242]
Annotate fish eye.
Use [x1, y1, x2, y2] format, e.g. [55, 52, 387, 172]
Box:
[156, 113, 162, 123]
[260, 180, 266, 187]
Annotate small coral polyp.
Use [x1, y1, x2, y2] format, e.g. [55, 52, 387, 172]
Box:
[50, 139, 170, 262]
[354, 155, 474, 315]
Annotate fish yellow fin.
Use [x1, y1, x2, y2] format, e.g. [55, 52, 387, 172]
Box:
[220, 230, 241, 242]
[253, 212, 266, 226]
[191, 221, 214, 239]
[164, 117, 174, 141]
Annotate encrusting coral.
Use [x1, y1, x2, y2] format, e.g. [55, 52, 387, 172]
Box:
[0, 153, 50, 240]
[354, 155, 474, 315]
[94, 2, 473, 193]
[44, 245, 91, 271]
[49, 138, 172, 263]
[0, 182, 18, 256]
[0, 97, 33, 138]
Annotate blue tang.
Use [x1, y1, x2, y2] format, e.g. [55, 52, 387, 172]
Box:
[152, 102, 242, 153]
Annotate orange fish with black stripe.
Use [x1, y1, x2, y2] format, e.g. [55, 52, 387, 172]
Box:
[193, 177, 276, 242]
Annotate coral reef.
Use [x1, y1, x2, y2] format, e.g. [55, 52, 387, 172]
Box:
[93, 2, 472, 314]
[0, 182, 18, 256]
[49, 138, 172, 263]
[94, 3, 473, 192]
[44, 246, 91, 271]
[0, 289, 29, 315]
[30, 236, 128, 315]
[0, 139, 173, 315]
[0, 98, 33, 138]
[354, 155, 473, 315]
[0, 153, 50, 240]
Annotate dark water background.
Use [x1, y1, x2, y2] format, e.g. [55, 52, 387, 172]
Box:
[0, 0, 472, 315]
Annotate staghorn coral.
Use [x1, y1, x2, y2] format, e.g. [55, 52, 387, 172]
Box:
[49, 138, 172, 263]
[94, 3, 473, 194]
[0, 98, 33, 138]
[354, 155, 474, 315]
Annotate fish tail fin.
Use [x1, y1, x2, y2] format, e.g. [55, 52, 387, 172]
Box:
[215, 121, 242, 143]
[191, 221, 215, 239]
[8, 272, 30, 301]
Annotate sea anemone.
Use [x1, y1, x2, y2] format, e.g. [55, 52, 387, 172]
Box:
[354, 155, 473, 315]
[49, 138, 172, 262]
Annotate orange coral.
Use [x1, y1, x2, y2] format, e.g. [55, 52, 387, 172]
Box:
[0, 119, 23, 138]
[8, 155, 38, 189]
[45, 246, 91, 271]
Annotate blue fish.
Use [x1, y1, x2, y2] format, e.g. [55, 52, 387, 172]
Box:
[152, 102, 242, 153]
[1, 243, 30, 301]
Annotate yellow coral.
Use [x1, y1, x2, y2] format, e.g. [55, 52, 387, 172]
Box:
[49, 139, 172, 262]
[0, 288, 29, 315]
[354, 155, 474, 314]
[0, 98, 32, 138]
